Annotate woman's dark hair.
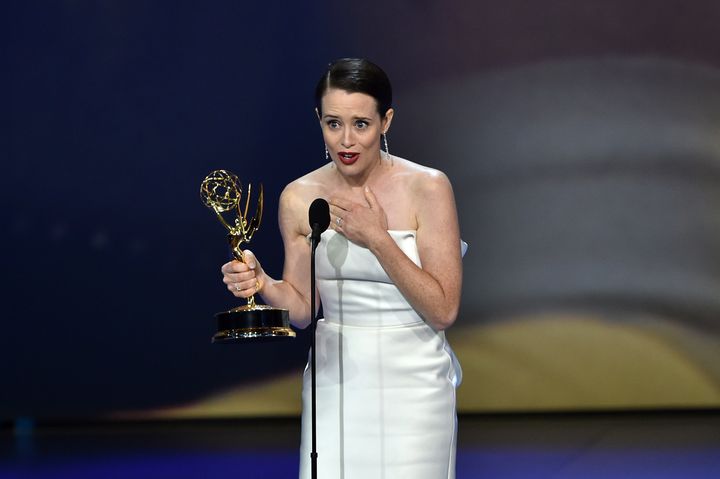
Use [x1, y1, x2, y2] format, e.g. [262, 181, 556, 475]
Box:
[315, 58, 393, 117]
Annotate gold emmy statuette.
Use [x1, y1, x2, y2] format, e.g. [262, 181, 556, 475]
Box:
[200, 170, 294, 343]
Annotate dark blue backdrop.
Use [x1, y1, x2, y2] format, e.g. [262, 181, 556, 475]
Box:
[5, 0, 720, 420]
[4, 1, 363, 418]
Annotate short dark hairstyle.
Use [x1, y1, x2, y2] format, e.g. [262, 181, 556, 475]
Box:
[315, 58, 393, 118]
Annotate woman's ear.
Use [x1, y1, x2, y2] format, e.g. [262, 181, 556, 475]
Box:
[315, 107, 321, 121]
[382, 108, 395, 132]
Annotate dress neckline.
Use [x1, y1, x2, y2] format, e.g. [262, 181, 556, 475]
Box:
[322, 229, 417, 236]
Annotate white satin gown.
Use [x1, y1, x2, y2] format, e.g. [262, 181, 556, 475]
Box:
[299, 230, 462, 479]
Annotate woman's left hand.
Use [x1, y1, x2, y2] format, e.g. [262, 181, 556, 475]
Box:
[330, 186, 388, 248]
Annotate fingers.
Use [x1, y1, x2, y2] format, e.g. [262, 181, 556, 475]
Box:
[243, 249, 259, 269]
[363, 186, 378, 209]
[221, 251, 260, 274]
[329, 198, 359, 223]
[330, 215, 343, 232]
[328, 191, 387, 241]
[221, 259, 248, 275]
[328, 203, 345, 231]
[329, 196, 354, 212]
[228, 277, 260, 297]
[221, 250, 263, 298]
[330, 190, 378, 214]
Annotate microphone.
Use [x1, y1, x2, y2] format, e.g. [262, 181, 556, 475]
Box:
[309, 198, 330, 244]
[307, 198, 330, 478]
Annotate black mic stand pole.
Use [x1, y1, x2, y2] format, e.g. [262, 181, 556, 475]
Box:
[310, 226, 319, 479]
[307, 198, 328, 479]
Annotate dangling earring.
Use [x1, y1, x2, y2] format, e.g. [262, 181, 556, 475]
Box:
[324, 144, 329, 161]
[382, 132, 390, 156]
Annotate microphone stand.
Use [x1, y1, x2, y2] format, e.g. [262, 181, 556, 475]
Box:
[310, 225, 320, 479]
[307, 198, 328, 479]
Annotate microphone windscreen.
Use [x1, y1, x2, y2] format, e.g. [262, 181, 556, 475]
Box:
[309, 198, 331, 233]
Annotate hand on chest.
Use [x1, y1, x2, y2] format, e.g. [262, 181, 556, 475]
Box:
[329, 185, 416, 230]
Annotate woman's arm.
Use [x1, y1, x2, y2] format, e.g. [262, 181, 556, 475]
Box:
[221, 183, 316, 329]
[330, 171, 462, 331]
[372, 171, 462, 330]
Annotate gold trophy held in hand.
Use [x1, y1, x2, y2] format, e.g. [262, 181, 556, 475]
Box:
[200, 170, 294, 343]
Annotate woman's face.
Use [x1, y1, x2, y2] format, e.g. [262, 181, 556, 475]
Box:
[318, 88, 393, 178]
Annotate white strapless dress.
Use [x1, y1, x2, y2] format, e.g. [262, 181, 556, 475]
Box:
[299, 230, 462, 479]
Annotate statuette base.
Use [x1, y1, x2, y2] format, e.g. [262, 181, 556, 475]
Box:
[212, 304, 294, 343]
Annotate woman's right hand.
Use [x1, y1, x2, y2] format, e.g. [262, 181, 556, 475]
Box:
[221, 250, 264, 299]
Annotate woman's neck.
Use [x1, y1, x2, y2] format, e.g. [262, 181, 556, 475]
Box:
[335, 151, 387, 188]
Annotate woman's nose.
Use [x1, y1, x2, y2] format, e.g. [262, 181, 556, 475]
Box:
[341, 127, 355, 147]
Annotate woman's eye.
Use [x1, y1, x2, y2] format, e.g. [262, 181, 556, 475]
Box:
[354, 120, 368, 129]
[327, 120, 340, 129]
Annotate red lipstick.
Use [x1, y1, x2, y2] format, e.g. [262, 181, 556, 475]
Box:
[337, 151, 359, 165]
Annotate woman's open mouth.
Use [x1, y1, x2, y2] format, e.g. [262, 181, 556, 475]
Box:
[338, 151, 359, 165]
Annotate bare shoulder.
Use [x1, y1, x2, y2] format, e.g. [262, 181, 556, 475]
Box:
[281, 166, 332, 207]
[389, 158, 459, 241]
[388, 156, 453, 197]
[279, 164, 334, 235]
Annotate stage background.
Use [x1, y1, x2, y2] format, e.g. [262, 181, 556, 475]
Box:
[4, 0, 720, 421]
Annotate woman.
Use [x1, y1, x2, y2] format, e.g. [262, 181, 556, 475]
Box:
[222, 58, 463, 478]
